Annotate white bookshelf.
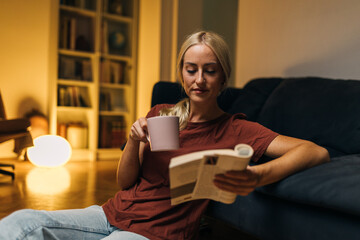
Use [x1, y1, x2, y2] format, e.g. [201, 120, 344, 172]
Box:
[49, 0, 138, 161]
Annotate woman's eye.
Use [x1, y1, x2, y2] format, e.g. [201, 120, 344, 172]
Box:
[187, 70, 196, 74]
[205, 70, 216, 74]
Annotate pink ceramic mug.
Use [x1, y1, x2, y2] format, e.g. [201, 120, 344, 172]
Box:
[147, 116, 180, 151]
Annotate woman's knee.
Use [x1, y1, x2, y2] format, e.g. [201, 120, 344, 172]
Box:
[2, 209, 47, 228]
[0, 209, 48, 239]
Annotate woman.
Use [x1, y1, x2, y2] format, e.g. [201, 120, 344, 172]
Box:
[0, 31, 329, 240]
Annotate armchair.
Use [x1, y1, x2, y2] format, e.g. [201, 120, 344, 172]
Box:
[0, 91, 33, 179]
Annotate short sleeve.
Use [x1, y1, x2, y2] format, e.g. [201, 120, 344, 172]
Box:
[231, 114, 279, 162]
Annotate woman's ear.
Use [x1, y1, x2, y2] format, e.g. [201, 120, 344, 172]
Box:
[220, 79, 227, 92]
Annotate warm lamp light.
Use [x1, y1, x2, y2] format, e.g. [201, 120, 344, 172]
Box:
[27, 135, 72, 167]
[26, 167, 71, 195]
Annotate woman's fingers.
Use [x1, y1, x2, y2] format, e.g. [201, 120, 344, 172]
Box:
[129, 118, 148, 142]
[213, 167, 260, 196]
[213, 180, 254, 196]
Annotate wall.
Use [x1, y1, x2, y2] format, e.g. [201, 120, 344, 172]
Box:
[0, 0, 51, 158]
[202, 0, 238, 86]
[136, 0, 162, 118]
[159, 0, 178, 82]
[236, 0, 360, 87]
[177, 0, 238, 86]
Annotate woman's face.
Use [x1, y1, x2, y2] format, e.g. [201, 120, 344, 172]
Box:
[182, 44, 224, 105]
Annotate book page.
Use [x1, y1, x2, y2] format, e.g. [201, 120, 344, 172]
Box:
[192, 144, 253, 203]
[170, 158, 201, 205]
[192, 154, 248, 204]
[169, 144, 253, 205]
[169, 149, 234, 205]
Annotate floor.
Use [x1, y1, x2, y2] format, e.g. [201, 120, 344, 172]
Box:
[0, 159, 259, 239]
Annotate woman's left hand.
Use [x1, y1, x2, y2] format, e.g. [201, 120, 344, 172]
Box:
[213, 166, 261, 196]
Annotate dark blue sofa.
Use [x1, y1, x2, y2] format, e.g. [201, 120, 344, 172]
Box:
[151, 77, 360, 240]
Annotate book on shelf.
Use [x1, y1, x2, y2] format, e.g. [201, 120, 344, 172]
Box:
[101, 21, 109, 54]
[59, 57, 92, 81]
[169, 144, 253, 205]
[82, 60, 92, 81]
[70, 86, 80, 106]
[99, 92, 112, 111]
[100, 60, 124, 84]
[75, 16, 93, 52]
[59, 16, 76, 50]
[100, 60, 111, 83]
[99, 117, 127, 148]
[58, 86, 91, 107]
[99, 90, 126, 112]
[69, 17, 77, 50]
[60, 16, 69, 49]
[58, 86, 68, 106]
[110, 61, 124, 84]
[60, 57, 75, 79]
[78, 87, 91, 107]
[60, 13, 93, 52]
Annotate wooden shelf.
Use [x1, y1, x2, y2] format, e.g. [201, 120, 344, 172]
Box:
[58, 79, 94, 86]
[58, 49, 95, 57]
[103, 13, 132, 23]
[100, 83, 129, 89]
[50, 0, 138, 161]
[101, 54, 131, 62]
[60, 5, 97, 17]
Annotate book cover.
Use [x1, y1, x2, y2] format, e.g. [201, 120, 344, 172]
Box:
[169, 144, 253, 205]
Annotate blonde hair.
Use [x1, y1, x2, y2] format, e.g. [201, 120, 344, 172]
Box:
[160, 31, 231, 130]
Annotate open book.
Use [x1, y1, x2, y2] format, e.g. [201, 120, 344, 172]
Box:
[169, 144, 253, 205]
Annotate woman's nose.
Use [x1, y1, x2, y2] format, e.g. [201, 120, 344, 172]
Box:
[195, 70, 205, 84]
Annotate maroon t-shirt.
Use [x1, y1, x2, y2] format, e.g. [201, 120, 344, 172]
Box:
[103, 104, 278, 240]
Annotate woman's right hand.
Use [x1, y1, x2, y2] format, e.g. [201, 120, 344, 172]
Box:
[118, 117, 148, 189]
[129, 117, 149, 143]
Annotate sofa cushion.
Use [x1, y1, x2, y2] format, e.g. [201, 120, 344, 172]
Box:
[257, 154, 360, 216]
[151, 82, 244, 113]
[217, 87, 243, 112]
[226, 78, 283, 121]
[151, 81, 187, 107]
[257, 77, 360, 157]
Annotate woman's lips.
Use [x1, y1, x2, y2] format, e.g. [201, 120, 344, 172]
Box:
[192, 88, 208, 94]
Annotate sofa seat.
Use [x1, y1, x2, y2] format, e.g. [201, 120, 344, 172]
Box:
[258, 154, 360, 216]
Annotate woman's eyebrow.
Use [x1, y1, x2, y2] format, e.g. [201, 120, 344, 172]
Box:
[184, 62, 217, 66]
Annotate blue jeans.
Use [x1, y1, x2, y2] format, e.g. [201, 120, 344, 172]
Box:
[0, 205, 149, 240]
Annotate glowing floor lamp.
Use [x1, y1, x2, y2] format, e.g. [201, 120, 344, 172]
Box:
[27, 135, 72, 167]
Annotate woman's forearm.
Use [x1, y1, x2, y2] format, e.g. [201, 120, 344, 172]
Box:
[116, 137, 142, 189]
[255, 141, 330, 187]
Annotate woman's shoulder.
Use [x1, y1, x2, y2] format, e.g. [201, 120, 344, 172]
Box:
[146, 104, 175, 118]
[222, 112, 247, 125]
[227, 113, 264, 130]
[228, 112, 277, 136]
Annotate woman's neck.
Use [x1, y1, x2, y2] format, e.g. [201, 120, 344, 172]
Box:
[188, 102, 224, 122]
